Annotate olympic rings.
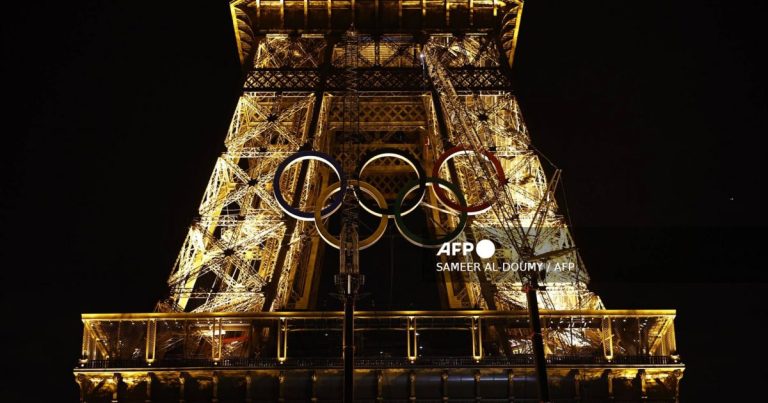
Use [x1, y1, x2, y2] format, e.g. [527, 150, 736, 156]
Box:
[273, 151, 346, 221]
[393, 177, 468, 248]
[314, 180, 389, 250]
[355, 148, 426, 217]
[431, 146, 506, 215]
[272, 147, 503, 249]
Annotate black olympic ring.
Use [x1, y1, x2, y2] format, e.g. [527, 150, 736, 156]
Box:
[355, 148, 426, 217]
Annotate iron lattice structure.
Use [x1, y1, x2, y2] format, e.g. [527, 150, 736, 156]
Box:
[74, 1, 684, 402]
[160, 31, 603, 315]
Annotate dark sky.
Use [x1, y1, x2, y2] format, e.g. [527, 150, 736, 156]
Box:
[2, 0, 767, 401]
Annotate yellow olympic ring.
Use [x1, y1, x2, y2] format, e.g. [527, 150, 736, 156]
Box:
[313, 180, 389, 250]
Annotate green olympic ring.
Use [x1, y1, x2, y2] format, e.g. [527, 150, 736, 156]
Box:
[392, 176, 468, 248]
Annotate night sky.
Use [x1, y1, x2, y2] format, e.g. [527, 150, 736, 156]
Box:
[2, 0, 766, 401]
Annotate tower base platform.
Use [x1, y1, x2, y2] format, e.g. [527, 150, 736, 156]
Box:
[74, 310, 683, 402]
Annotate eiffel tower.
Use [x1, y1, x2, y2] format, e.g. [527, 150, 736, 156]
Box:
[74, 1, 684, 401]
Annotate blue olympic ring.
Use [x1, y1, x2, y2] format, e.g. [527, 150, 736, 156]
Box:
[272, 150, 346, 221]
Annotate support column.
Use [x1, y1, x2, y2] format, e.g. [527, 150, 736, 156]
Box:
[212, 318, 223, 364]
[111, 373, 122, 403]
[245, 373, 253, 403]
[277, 318, 288, 362]
[310, 371, 318, 403]
[668, 322, 679, 361]
[471, 317, 483, 361]
[507, 369, 514, 403]
[178, 372, 187, 403]
[408, 370, 416, 402]
[183, 320, 190, 361]
[441, 371, 449, 402]
[406, 317, 418, 362]
[671, 369, 683, 403]
[376, 370, 384, 402]
[606, 370, 615, 401]
[80, 324, 91, 366]
[212, 372, 219, 403]
[145, 319, 157, 365]
[75, 374, 88, 403]
[247, 323, 255, 359]
[278, 371, 286, 403]
[474, 370, 482, 402]
[637, 369, 647, 400]
[602, 317, 613, 362]
[145, 373, 153, 403]
[573, 370, 581, 402]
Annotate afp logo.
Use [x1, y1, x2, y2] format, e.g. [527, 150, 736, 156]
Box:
[436, 239, 496, 259]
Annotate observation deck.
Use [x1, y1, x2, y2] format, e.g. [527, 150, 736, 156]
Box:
[75, 310, 683, 402]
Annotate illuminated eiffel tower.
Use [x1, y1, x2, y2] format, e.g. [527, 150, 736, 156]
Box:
[74, 1, 684, 402]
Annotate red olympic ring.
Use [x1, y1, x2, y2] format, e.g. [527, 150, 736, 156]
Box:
[431, 146, 506, 215]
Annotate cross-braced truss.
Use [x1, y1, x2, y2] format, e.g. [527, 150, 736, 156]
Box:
[159, 32, 602, 314]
